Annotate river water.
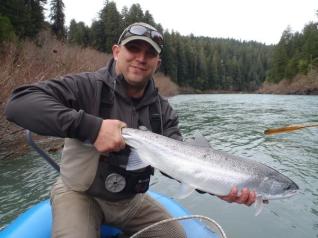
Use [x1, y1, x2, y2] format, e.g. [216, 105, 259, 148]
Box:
[0, 94, 317, 238]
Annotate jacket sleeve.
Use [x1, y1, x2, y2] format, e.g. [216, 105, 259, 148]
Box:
[160, 96, 183, 141]
[5, 73, 103, 143]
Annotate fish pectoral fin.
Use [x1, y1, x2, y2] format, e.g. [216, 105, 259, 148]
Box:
[176, 183, 195, 199]
[254, 196, 264, 216]
[126, 149, 150, 171]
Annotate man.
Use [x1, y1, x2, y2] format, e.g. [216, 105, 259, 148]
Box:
[5, 22, 256, 237]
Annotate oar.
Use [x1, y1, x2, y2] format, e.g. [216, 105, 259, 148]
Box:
[26, 130, 60, 172]
[264, 124, 318, 135]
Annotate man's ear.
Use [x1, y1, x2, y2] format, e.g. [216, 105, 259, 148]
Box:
[155, 58, 161, 73]
[112, 45, 120, 60]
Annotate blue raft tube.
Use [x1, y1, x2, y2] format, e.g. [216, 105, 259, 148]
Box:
[0, 131, 226, 238]
[0, 191, 226, 238]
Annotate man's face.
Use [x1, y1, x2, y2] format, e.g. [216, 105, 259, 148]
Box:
[113, 40, 161, 90]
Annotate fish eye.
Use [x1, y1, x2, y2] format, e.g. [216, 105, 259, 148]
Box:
[284, 184, 291, 190]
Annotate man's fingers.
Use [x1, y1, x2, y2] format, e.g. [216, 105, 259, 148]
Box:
[245, 191, 256, 206]
[94, 119, 127, 153]
[237, 188, 257, 206]
[219, 186, 238, 202]
[237, 188, 250, 204]
[218, 187, 257, 206]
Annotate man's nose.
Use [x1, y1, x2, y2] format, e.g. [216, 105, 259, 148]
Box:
[135, 49, 147, 62]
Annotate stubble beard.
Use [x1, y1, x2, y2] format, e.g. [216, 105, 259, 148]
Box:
[124, 75, 151, 97]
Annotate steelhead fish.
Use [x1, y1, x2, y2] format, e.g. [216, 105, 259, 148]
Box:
[122, 128, 299, 215]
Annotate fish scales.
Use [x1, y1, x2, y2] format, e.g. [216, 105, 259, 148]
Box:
[122, 128, 299, 205]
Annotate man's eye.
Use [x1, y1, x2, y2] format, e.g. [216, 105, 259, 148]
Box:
[125, 44, 140, 52]
[125, 44, 158, 58]
[146, 50, 158, 58]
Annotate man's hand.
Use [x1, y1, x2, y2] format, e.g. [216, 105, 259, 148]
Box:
[94, 119, 127, 153]
[218, 187, 256, 206]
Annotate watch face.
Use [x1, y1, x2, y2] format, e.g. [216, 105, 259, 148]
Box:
[105, 173, 126, 193]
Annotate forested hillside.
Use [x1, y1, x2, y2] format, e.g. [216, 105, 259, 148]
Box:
[0, 1, 272, 91]
[65, 2, 273, 91]
[267, 19, 318, 83]
[0, 1, 317, 93]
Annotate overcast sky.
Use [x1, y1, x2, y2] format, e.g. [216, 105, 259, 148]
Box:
[51, 0, 318, 45]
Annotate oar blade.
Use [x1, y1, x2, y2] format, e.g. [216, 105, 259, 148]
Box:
[264, 123, 318, 136]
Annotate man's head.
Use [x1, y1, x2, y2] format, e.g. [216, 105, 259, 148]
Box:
[112, 22, 164, 96]
[118, 22, 164, 54]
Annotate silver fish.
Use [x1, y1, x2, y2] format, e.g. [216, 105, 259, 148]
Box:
[122, 128, 299, 215]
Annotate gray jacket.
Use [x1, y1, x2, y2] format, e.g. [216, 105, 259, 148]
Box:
[5, 58, 181, 192]
[5, 58, 181, 143]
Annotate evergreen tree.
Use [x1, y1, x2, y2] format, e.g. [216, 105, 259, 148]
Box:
[50, 0, 66, 40]
[68, 19, 90, 47]
[125, 4, 144, 25]
[27, 0, 46, 37]
[143, 10, 155, 26]
[302, 22, 318, 68]
[0, 0, 46, 39]
[267, 28, 291, 82]
[120, 6, 129, 29]
[0, 15, 16, 43]
[160, 31, 178, 80]
[99, 1, 122, 53]
[90, 20, 106, 51]
[267, 14, 318, 83]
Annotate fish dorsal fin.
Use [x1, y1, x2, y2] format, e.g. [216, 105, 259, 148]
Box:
[187, 134, 211, 148]
[138, 126, 148, 131]
[126, 149, 150, 171]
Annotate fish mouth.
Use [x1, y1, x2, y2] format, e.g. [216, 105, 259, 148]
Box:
[266, 189, 298, 200]
[285, 189, 298, 197]
[282, 181, 299, 198]
[280, 188, 299, 199]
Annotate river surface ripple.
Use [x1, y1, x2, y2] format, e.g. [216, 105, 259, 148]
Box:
[1, 94, 317, 238]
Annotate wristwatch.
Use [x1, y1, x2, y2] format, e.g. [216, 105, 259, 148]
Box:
[105, 173, 126, 193]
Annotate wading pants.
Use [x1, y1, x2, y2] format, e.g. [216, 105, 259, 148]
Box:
[50, 178, 185, 238]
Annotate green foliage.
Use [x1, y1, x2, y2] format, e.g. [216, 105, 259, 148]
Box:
[160, 34, 272, 91]
[100, 1, 122, 52]
[0, 15, 16, 43]
[267, 17, 318, 83]
[90, 20, 106, 51]
[0, 0, 46, 39]
[50, 0, 66, 40]
[68, 20, 90, 47]
[124, 4, 145, 26]
[87, 2, 160, 53]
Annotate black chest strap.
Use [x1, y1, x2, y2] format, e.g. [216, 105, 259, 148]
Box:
[100, 83, 163, 135]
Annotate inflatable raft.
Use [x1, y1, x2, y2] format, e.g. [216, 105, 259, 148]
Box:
[0, 191, 222, 238]
[0, 131, 226, 237]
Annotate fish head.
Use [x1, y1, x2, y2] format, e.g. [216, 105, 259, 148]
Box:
[259, 173, 299, 200]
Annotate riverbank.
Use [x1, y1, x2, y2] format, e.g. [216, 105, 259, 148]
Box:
[257, 69, 318, 95]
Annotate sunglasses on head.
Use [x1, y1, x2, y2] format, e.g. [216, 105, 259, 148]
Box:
[119, 24, 164, 50]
